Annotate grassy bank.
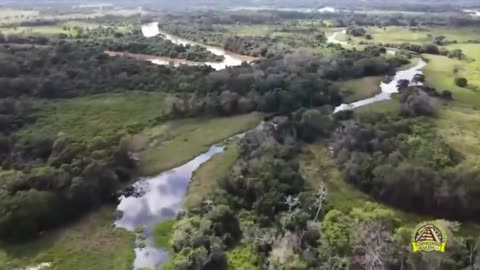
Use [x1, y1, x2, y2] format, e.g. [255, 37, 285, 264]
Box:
[299, 142, 424, 227]
[337, 76, 383, 103]
[137, 113, 261, 176]
[185, 142, 240, 208]
[0, 206, 134, 270]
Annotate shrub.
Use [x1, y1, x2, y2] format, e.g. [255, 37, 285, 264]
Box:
[455, 77, 468, 88]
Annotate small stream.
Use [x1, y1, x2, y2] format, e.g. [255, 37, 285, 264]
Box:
[334, 59, 427, 112]
[114, 22, 427, 270]
[327, 29, 425, 112]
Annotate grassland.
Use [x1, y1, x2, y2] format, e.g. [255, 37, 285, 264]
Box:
[351, 26, 480, 45]
[353, 99, 400, 115]
[184, 142, 240, 208]
[1, 21, 98, 36]
[137, 113, 262, 176]
[435, 105, 480, 169]
[0, 8, 147, 25]
[0, 206, 134, 270]
[0, 20, 133, 37]
[423, 53, 480, 107]
[17, 92, 169, 142]
[337, 76, 382, 103]
[0, 9, 39, 24]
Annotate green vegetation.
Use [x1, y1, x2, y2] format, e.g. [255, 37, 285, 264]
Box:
[226, 246, 260, 270]
[423, 54, 480, 106]
[299, 143, 371, 212]
[435, 105, 480, 168]
[138, 113, 260, 176]
[354, 99, 400, 115]
[0, 20, 102, 36]
[3, 5, 480, 270]
[336, 76, 382, 103]
[153, 219, 175, 248]
[350, 26, 480, 45]
[18, 92, 169, 141]
[0, 206, 134, 270]
[185, 142, 240, 208]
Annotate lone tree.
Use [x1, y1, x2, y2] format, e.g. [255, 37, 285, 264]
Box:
[455, 77, 468, 88]
[441, 90, 453, 100]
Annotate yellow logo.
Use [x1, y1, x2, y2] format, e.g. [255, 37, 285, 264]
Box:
[411, 222, 447, 253]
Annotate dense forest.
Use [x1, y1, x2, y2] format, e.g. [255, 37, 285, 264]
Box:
[164, 102, 480, 270]
[0, 37, 410, 241]
[1, 4, 480, 270]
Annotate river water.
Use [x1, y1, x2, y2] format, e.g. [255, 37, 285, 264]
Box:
[113, 22, 427, 270]
[327, 29, 424, 112]
[334, 59, 427, 112]
[140, 22, 256, 70]
[114, 122, 255, 269]
[115, 145, 226, 269]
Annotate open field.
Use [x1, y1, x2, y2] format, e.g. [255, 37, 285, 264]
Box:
[351, 26, 480, 45]
[436, 105, 480, 169]
[353, 99, 400, 115]
[337, 76, 382, 103]
[0, 20, 99, 36]
[446, 43, 480, 88]
[17, 92, 169, 142]
[0, 20, 133, 37]
[0, 206, 134, 270]
[0, 8, 147, 25]
[423, 53, 480, 107]
[137, 113, 262, 176]
[184, 141, 239, 208]
[0, 9, 39, 24]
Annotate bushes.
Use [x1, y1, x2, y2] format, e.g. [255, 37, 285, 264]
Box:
[455, 77, 468, 88]
[347, 26, 367, 37]
[332, 114, 480, 221]
[0, 134, 135, 242]
[105, 34, 224, 62]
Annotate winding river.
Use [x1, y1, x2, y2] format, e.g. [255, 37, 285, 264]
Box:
[140, 22, 256, 70]
[113, 22, 427, 270]
[115, 145, 226, 269]
[334, 59, 427, 112]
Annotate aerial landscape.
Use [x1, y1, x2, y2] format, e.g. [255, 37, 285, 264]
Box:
[0, 0, 480, 269]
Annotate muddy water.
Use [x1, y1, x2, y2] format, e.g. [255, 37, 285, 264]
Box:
[141, 22, 256, 70]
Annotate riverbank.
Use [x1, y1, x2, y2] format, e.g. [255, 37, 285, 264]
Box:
[139, 22, 257, 70]
[136, 113, 262, 176]
[0, 206, 134, 270]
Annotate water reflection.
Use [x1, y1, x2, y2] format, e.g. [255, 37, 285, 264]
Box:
[115, 145, 225, 269]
